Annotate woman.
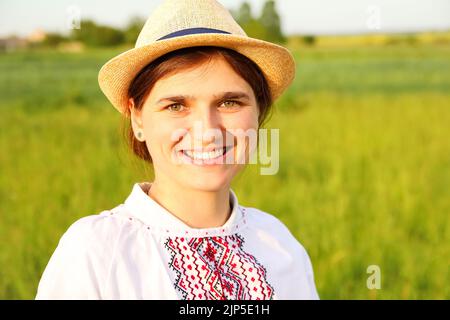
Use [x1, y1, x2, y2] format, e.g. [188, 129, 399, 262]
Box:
[36, 0, 319, 300]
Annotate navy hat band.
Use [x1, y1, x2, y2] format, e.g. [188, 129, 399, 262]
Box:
[157, 27, 231, 41]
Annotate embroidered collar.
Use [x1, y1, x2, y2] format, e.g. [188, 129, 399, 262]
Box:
[121, 182, 248, 237]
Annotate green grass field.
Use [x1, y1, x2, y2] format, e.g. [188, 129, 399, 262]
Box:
[0, 44, 449, 299]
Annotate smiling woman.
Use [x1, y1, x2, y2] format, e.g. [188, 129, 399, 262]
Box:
[125, 46, 272, 165]
[35, 0, 319, 300]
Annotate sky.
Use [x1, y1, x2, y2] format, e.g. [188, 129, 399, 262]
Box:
[1, 0, 449, 37]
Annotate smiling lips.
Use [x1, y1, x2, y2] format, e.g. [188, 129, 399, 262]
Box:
[179, 146, 233, 163]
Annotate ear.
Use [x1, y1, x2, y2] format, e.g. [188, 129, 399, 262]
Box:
[128, 98, 146, 142]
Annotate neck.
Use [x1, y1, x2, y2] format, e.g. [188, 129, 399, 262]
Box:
[147, 177, 232, 229]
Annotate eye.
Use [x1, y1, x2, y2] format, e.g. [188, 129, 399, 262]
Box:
[220, 100, 240, 109]
[166, 103, 185, 112]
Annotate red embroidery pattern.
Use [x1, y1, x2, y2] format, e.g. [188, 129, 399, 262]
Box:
[165, 234, 274, 300]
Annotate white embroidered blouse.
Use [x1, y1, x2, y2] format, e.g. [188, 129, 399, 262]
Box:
[36, 182, 319, 300]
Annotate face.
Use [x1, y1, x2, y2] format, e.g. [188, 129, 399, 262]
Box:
[129, 56, 259, 192]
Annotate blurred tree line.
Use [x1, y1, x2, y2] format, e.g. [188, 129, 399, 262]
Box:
[43, 15, 146, 47]
[232, 0, 285, 44]
[42, 0, 288, 48]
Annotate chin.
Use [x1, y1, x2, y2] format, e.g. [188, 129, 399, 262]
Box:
[181, 169, 236, 192]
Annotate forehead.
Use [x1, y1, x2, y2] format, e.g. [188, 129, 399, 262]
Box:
[147, 56, 254, 101]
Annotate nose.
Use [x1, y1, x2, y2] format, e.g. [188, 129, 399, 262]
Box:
[199, 105, 221, 129]
[191, 105, 224, 148]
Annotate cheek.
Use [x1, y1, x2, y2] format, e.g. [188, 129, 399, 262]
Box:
[225, 107, 259, 131]
[141, 116, 180, 159]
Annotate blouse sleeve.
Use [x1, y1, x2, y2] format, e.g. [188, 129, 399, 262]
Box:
[300, 244, 320, 300]
[35, 214, 119, 300]
[246, 207, 320, 299]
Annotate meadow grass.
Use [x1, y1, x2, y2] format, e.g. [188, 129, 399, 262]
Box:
[0, 44, 449, 299]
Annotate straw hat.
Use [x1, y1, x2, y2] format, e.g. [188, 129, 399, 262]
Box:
[98, 0, 296, 114]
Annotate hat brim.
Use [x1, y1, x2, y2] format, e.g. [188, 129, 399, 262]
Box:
[98, 33, 296, 114]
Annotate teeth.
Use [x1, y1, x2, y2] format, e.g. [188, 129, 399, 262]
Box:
[183, 148, 226, 160]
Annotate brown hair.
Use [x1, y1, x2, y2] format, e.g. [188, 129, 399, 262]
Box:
[125, 46, 273, 163]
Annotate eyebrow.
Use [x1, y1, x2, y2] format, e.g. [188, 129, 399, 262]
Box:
[156, 91, 251, 105]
